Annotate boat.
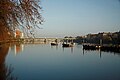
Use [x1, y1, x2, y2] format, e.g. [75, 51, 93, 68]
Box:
[62, 43, 74, 47]
[51, 42, 58, 46]
[62, 38, 75, 47]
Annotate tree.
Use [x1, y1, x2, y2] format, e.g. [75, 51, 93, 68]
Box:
[0, 0, 43, 41]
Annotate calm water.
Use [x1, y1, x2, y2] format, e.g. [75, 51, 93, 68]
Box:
[0, 43, 120, 80]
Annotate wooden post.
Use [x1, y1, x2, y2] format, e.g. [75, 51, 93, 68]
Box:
[100, 39, 102, 46]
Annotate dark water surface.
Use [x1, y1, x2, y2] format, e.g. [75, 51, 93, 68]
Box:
[0, 43, 120, 80]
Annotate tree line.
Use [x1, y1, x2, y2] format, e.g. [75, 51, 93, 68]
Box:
[0, 0, 43, 41]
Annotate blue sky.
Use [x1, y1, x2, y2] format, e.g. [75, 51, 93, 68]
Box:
[36, 0, 120, 37]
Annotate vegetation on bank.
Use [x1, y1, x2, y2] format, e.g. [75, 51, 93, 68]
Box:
[0, 0, 43, 42]
[65, 31, 120, 45]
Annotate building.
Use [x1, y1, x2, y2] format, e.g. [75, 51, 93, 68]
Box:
[14, 29, 24, 38]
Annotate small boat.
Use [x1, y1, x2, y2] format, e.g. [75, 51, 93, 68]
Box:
[62, 38, 74, 47]
[62, 43, 73, 47]
[51, 42, 58, 46]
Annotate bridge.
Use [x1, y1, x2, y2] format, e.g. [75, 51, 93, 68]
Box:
[23, 38, 63, 43]
[0, 37, 76, 44]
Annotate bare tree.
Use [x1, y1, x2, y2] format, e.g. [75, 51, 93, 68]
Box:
[0, 0, 43, 40]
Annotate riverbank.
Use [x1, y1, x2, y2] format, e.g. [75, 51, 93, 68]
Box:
[83, 43, 120, 53]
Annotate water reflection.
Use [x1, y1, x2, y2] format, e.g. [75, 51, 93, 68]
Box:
[83, 48, 120, 58]
[1, 43, 120, 80]
[15, 44, 24, 55]
[51, 44, 58, 50]
[10, 43, 24, 56]
[8, 43, 120, 57]
[0, 44, 17, 80]
[62, 46, 74, 53]
[83, 49, 103, 58]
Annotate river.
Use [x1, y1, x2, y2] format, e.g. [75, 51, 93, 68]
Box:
[0, 43, 120, 80]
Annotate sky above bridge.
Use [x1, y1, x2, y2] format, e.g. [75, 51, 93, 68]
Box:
[36, 0, 120, 38]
